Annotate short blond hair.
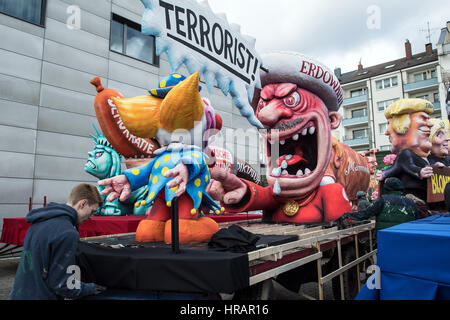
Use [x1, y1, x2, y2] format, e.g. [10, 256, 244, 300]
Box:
[68, 183, 103, 207]
[429, 118, 448, 142]
[385, 98, 434, 134]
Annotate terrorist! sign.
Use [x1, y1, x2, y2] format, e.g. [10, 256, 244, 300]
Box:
[140, 0, 263, 128]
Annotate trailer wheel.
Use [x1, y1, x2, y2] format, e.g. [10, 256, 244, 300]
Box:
[331, 244, 373, 300]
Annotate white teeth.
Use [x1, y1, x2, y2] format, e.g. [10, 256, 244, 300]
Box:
[280, 140, 285, 145]
[272, 167, 281, 177]
[281, 160, 288, 169]
[302, 129, 307, 136]
[293, 134, 299, 141]
[285, 154, 293, 160]
[305, 168, 311, 174]
[282, 170, 288, 175]
[296, 169, 303, 176]
[309, 127, 316, 135]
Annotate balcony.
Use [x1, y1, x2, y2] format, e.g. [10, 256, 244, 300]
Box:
[403, 77, 438, 93]
[342, 94, 368, 107]
[342, 116, 369, 127]
[343, 136, 370, 147]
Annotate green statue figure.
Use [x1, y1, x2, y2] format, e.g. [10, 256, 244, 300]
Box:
[85, 126, 148, 215]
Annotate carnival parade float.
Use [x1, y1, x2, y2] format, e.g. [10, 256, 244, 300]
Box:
[4, 0, 449, 301]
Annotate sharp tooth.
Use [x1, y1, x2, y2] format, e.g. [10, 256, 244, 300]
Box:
[305, 168, 311, 174]
[302, 129, 307, 136]
[309, 127, 316, 135]
[280, 140, 285, 145]
[293, 134, 299, 141]
[285, 154, 293, 160]
[282, 170, 288, 175]
[296, 169, 303, 176]
[281, 160, 288, 169]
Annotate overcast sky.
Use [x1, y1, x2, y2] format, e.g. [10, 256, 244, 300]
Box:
[207, 0, 450, 73]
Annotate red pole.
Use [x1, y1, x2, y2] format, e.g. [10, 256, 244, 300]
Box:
[43, 196, 47, 207]
[29, 197, 32, 211]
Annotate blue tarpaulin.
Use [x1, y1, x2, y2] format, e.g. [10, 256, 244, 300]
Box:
[356, 213, 450, 300]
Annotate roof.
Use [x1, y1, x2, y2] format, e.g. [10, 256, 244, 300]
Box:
[338, 49, 438, 85]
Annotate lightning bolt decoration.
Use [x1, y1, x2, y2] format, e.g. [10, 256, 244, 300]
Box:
[140, 0, 264, 128]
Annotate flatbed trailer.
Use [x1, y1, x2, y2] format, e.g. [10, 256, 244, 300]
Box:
[81, 218, 376, 300]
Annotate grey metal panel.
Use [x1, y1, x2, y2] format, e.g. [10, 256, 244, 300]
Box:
[0, 73, 41, 105]
[39, 84, 96, 116]
[225, 143, 260, 167]
[108, 60, 159, 91]
[0, 24, 44, 59]
[36, 131, 93, 159]
[41, 61, 99, 96]
[107, 79, 149, 98]
[43, 40, 109, 78]
[37, 107, 99, 137]
[46, 0, 110, 39]
[0, 12, 45, 37]
[0, 99, 38, 129]
[0, 125, 36, 154]
[0, 178, 33, 203]
[0, 205, 30, 229]
[109, 51, 159, 75]
[33, 179, 96, 204]
[0, 48, 42, 82]
[112, 0, 145, 16]
[44, 18, 109, 58]
[59, 0, 112, 20]
[0, 151, 35, 178]
[34, 154, 97, 181]
[232, 114, 255, 130]
[218, 111, 232, 128]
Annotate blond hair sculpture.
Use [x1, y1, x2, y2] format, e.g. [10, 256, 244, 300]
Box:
[385, 98, 434, 134]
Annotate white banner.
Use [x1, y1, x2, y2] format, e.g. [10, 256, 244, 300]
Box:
[141, 0, 263, 128]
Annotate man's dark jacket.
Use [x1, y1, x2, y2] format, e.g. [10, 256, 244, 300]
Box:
[382, 149, 429, 202]
[10, 203, 96, 300]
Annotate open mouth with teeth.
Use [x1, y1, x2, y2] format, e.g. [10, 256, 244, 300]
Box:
[85, 160, 97, 170]
[262, 112, 332, 199]
[268, 122, 318, 179]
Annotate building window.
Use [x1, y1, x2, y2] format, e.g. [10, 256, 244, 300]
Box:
[377, 98, 397, 111]
[110, 14, 158, 66]
[0, 0, 46, 26]
[351, 108, 367, 118]
[352, 128, 368, 139]
[380, 145, 390, 151]
[379, 123, 387, 134]
[350, 88, 367, 97]
[416, 94, 429, 101]
[434, 92, 440, 102]
[431, 69, 437, 78]
[376, 76, 398, 90]
[414, 72, 428, 82]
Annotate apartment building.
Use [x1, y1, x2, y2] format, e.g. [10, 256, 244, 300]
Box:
[0, 0, 260, 230]
[332, 38, 447, 167]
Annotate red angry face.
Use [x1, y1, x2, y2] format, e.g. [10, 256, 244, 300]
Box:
[256, 83, 340, 200]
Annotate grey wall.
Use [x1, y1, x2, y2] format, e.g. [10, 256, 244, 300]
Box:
[0, 0, 259, 233]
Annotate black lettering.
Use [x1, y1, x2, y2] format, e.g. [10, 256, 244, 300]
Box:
[236, 42, 246, 68]
[159, 0, 174, 30]
[245, 48, 254, 74]
[224, 29, 233, 62]
[186, 9, 199, 44]
[211, 23, 224, 55]
[199, 15, 212, 51]
[174, 6, 186, 37]
[233, 38, 238, 65]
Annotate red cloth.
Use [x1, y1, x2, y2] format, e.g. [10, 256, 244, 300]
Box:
[1, 214, 262, 246]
